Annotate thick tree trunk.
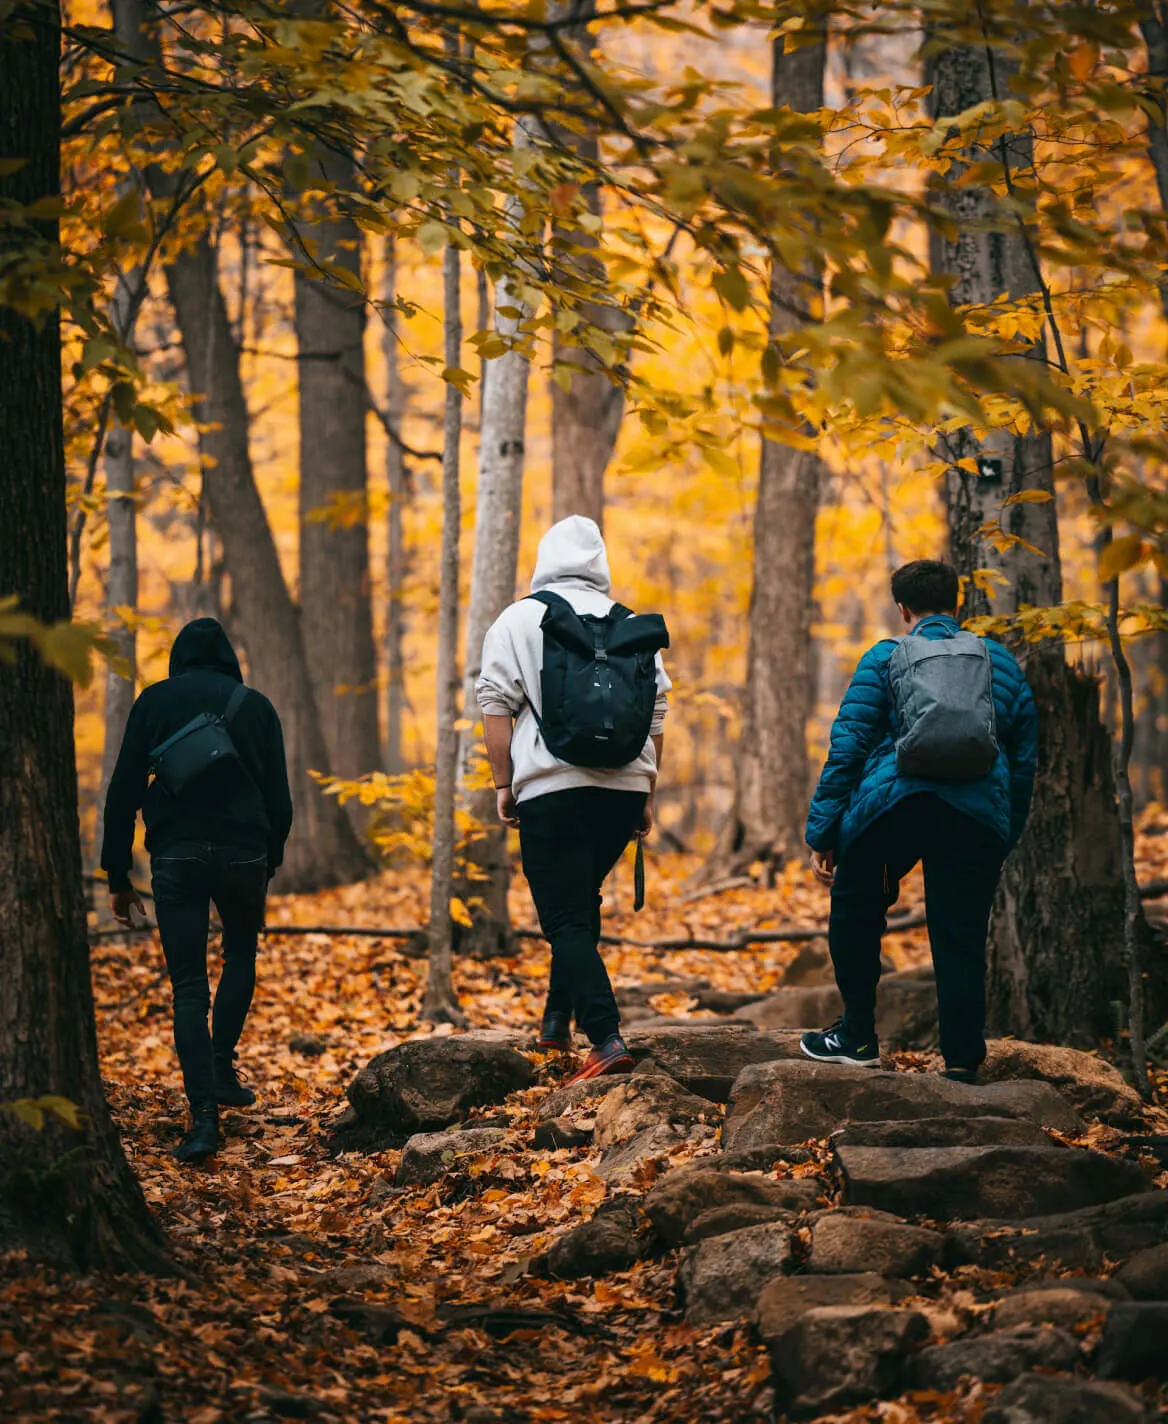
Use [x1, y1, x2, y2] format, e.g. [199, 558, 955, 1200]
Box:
[382, 235, 409, 773]
[927, 37, 1135, 1043]
[699, 33, 826, 885]
[0, 4, 169, 1272]
[293, 147, 380, 789]
[424, 153, 467, 1024]
[457, 134, 537, 956]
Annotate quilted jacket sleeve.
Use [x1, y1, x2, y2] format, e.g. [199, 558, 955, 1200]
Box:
[999, 660, 1038, 850]
[805, 643, 893, 852]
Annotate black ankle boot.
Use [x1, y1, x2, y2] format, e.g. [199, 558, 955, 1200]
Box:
[175, 1103, 219, 1163]
[214, 1054, 256, 1107]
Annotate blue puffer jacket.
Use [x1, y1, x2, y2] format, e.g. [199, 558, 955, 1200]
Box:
[806, 615, 1038, 856]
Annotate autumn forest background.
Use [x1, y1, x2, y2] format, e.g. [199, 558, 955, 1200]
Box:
[6, 0, 1168, 1419]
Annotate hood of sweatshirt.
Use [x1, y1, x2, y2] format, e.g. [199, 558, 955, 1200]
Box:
[168, 618, 243, 681]
[530, 516, 612, 595]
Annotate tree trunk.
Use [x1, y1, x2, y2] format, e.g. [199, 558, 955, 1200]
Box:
[456, 127, 538, 956]
[698, 32, 827, 885]
[0, 3, 169, 1272]
[382, 235, 409, 773]
[927, 36, 1135, 1043]
[424, 148, 467, 1024]
[293, 146, 381, 790]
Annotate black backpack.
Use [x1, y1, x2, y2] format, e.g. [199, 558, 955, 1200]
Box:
[527, 591, 669, 770]
[148, 682, 251, 797]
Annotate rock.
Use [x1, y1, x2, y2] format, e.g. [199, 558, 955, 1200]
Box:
[981, 1040, 1143, 1124]
[832, 1115, 1051, 1149]
[684, 1202, 793, 1245]
[532, 1117, 592, 1151]
[724, 1060, 1081, 1150]
[678, 1222, 793, 1324]
[1114, 1242, 1168, 1300]
[395, 1126, 506, 1187]
[736, 985, 843, 1030]
[543, 1204, 641, 1279]
[717, 1144, 814, 1171]
[616, 977, 710, 1008]
[592, 1075, 718, 1150]
[625, 1025, 805, 1102]
[538, 1075, 633, 1123]
[736, 973, 937, 1050]
[754, 1274, 902, 1343]
[910, 1327, 1078, 1390]
[771, 1305, 929, 1415]
[645, 1167, 820, 1247]
[993, 1288, 1111, 1331]
[695, 988, 769, 1014]
[838, 1143, 1149, 1221]
[289, 1034, 327, 1057]
[808, 1211, 944, 1277]
[317, 1262, 395, 1293]
[1095, 1302, 1168, 1380]
[946, 1192, 1168, 1271]
[595, 1123, 716, 1183]
[780, 938, 836, 987]
[348, 1033, 533, 1138]
[1013, 1275, 1130, 1302]
[982, 1373, 1149, 1424]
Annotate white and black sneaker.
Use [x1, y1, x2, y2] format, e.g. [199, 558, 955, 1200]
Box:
[800, 1018, 880, 1067]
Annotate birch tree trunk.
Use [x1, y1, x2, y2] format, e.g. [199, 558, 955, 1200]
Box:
[117, 0, 368, 892]
[928, 37, 1134, 1043]
[0, 3, 170, 1272]
[424, 179, 467, 1024]
[293, 144, 381, 791]
[456, 127, 538, 957]
[382, 235, 409, 773]
[699, 32, 827, 886]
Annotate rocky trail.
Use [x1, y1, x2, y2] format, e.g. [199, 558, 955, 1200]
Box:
[5, 861, 1168, 1423]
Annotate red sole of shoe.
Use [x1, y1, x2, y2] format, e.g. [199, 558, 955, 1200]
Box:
[536, 1040, 571, 1052]
[564, 1054, 634, 1087]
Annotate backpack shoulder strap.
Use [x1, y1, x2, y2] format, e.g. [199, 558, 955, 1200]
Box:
[223, 682, 250, 724]
[527, 590, 571, 611]
[608, 602, 635, 622]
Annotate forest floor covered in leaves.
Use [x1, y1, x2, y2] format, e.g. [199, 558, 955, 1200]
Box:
[4, 835, 1168, 1424]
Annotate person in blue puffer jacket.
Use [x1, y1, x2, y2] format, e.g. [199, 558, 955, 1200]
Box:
[802, 559, 1038, 1082]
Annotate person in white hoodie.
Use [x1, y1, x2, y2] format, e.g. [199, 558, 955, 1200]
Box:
[476, 517, 671, 1084]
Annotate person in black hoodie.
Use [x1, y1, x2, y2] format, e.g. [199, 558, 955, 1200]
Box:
[101, 619, 293, 1163]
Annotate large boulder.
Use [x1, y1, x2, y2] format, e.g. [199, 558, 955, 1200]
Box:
[808, 1210, 944, 1277]
[770, 1305, 929, 1415]
[395, 1126, 506, 1187]
[542, 1203, 642, 1280]
[678, 1222, 793, 1324]
[832, 1115, 1051, 1149]
[538, 1075, 633, 1122]
[910, 1326, 1078, 1389]
[625, 1024, 803, 1102]
[347, 1033, 533, 1138]
[754, 1274, 902, 1344]
[982, 1374, 1149, 1424]
[645, 1167, 821, 1248]
[594, 1122, 717, 1183]
[993, 1287, 1111, 1332]
[980, 1040, 1143, 1124]
[837, 1143, 1149, 1221]
[684, 1202, 793, 1245]
[945, 1191, 1168, 1271]
[1114, 1242, 1168, 1300]
[738, 972, 937, 1050]
[736, 985, 842, 1031]
[779, 938, 836, 987]
[1095, 1302, 1168, 1380]
[724, 1060, 1081, 1149]
[592, 1075, 718, 1150]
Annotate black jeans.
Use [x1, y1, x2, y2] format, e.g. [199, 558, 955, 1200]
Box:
[829, 793, 1006, 1070]
[151, 840, 268, 1108]
[518, 787, 647, 1046]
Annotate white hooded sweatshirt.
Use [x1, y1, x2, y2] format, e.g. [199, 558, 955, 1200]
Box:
[475, 516, 671, 804]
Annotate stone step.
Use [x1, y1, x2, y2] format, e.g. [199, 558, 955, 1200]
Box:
[945, 1190, 1168, 1270]
[831, 1115, 1051, 1149]
[626, 1024, 804, 1102]
[836, 1143, 1151, 1221]
[723, 1059, 1081, 1150]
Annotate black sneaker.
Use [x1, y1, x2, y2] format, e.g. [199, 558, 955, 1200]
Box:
[942, 1067, 978, 1086]
[214, 1055, 257, 1107]
[800, 1019, 880, 1067]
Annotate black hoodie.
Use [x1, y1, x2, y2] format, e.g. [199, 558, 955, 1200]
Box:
[101, 619, 294, 891]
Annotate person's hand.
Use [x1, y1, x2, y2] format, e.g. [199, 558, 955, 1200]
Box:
[809, 848, 835, 888]
[497, 786, 519, 827]
[110, 886, 147, 928]
[637, 798, 654, 840]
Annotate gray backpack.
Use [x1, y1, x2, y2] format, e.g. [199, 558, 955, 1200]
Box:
[888, 631, 999, 779]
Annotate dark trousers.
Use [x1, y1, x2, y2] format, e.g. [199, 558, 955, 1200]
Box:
[518, 787, 647, 1046]
[829, 793, 1006, 1070]
[151, 840, 268, 1108]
